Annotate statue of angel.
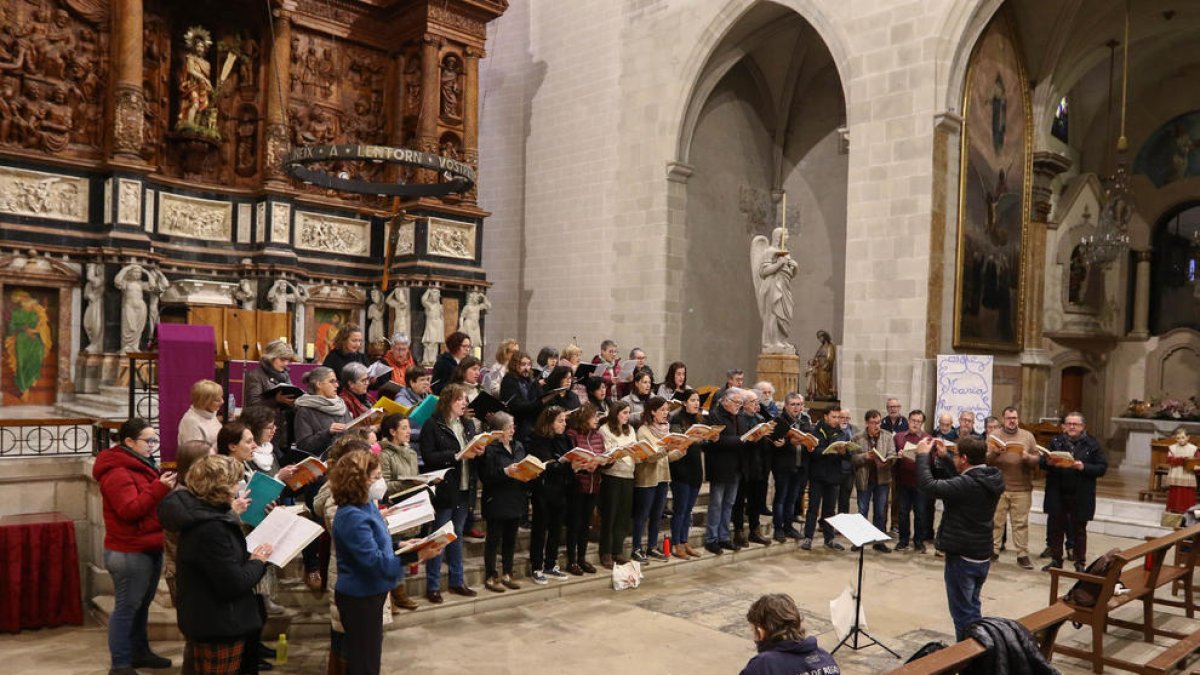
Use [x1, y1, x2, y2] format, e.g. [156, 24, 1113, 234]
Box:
[386, 286, 410, 339]
[750, 228, 798, 353]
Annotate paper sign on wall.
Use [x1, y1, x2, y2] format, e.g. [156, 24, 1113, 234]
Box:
[935, 355, 993, 435]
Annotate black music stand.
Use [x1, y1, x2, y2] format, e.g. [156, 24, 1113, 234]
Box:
[825, 513, 901, 658]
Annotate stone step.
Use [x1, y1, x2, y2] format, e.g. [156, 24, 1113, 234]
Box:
[1028, 488, 1171, 539]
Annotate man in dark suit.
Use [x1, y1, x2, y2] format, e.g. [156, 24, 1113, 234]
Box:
[801, 407, 845, 551]
[1041, 412, 1107, 572]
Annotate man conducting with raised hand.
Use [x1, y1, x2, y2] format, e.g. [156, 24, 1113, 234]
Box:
[915, 436, 1004, 641]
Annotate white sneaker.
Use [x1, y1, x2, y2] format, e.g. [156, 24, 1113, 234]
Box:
[545, 565, 569, 580]
[530, 570, 549, 585]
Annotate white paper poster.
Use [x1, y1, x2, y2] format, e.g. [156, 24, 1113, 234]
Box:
[935, 354, 993, 435]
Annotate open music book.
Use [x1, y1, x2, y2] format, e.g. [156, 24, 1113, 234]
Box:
[244, 506, 324, 567]
[506, 455, 546, 481]
[396, 520, 457, 555]
[385, 490, 436, 534]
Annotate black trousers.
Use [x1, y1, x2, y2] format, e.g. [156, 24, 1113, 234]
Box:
[237, 594, 266, 675]
[598, 476, 634, 557]
[732, 478, 768, 533]
[1048, 507, 1089, 564]
[530, 491, 565, 572]
[334, 591, 386, 675]
[484, 517, 519, 577]
[803, 479, 840, 542]
[837, 473, 855, 515]
[565, 491, 598, 564]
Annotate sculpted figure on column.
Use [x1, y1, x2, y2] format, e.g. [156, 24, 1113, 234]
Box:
[146, 267, 170, 337]
[805, 330, 838, 401]
[233, 279, 256, 310]
[114, 264, 149, 353]
[366, 288, 385, 345]
[386, 286, 410, 340]
[457, 290, 489, 349]
[267, 279, 305, 314]
[82, 263, 105, 354]
[750, 227, 798, 352]
[420, 287, 444, 366]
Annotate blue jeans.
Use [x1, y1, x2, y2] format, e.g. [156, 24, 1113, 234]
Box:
[632, 482, 669, 552]
[772, 467, 799, 531]
[897, 484, 929, 547]
[945, 554, 991, 640]
[670, 481, 699, 545]
[103, 549, 162, 668]
[425, 504, 468, 592]
[857, 483, 890, 532]
[705, 481, 738, 544]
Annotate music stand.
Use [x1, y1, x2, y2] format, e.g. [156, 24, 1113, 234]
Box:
[824, 513, 901, 658]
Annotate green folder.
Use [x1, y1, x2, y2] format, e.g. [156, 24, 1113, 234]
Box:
[408, 394, 438, 427]
[243, 472, 285, 526]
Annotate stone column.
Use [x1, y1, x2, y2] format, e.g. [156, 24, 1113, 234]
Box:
[263, 0, 296, 185]
[1130, 249, 1152, 338]
[461, 47, 482, 204]
[111, 0, 145, 161]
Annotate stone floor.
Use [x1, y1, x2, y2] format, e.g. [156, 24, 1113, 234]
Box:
[5, 523, 1200, 674]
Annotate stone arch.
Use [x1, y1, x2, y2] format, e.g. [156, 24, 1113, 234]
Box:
[673, 0, 852, 166]
[937, 0, 1004, 113]
[1144, 328, 1200, 400]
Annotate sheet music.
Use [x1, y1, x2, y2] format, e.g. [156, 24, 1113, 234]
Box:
[245, 507, 324, 567]
[823, 513, 891, 547]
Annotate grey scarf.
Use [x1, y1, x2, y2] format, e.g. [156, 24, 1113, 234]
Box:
[294, 394, 347, 418]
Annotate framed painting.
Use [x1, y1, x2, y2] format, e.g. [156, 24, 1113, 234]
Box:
[953, 11, 1031, 351]
[2, 285, 58, 405]
[312, 307, 354, 362]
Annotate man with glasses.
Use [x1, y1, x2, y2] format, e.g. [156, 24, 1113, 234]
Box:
[989, 406, 1040, 570]
[801, 406, 846, 551]
[704, 388, 746, 553]
[882, 397, 908, 434]
[1041, 412, 1107, 572]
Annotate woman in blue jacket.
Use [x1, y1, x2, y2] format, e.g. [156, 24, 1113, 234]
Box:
[740, 594, 840, 675]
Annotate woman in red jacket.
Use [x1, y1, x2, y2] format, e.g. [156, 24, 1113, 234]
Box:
[564, 402, 609, 575]
[93, 418, 177, 675]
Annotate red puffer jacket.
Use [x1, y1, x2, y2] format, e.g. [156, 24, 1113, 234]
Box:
[93, 445, 172, 553]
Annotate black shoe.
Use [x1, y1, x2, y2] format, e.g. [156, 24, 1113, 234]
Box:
[705, 542, 724, 555]
[824, 540, 845, 551]
[1066, 546, 1074, 561]
[872, 543, 891, 553]
[108, 669, 140, 675]
[773, 532, 787, 543]
[851, 545, 862, 552]
[258, 643, 277, 660]
[785, 527, 803, 541]
[1038, 547, 1053, 559]
[258, 658, 275, 671]
[1074, 561, 1086, 573]
[914, 544, 928, 554]
[763, 506, 773, 516]
[720, 540, 737, 551]
[1042, 560, 1062, 572]
[132, 652, 172, 669]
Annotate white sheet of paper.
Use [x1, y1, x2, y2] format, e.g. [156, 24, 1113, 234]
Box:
[830, 584, 867, 641]
[386, 490, 436, 533]
[823, 513, 891, 547]
[398, 468, 450, 484]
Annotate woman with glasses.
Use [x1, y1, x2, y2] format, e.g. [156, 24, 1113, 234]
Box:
[93, 418, 177, 675]
[293, 366, 352, 456]
[338, 362, 374, 419]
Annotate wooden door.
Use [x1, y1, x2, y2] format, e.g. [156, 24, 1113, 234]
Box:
[1059, 366, 1087, 417]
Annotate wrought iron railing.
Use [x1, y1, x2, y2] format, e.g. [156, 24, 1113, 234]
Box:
[0, 418, 97, 458]
[127, 352, 159, 425]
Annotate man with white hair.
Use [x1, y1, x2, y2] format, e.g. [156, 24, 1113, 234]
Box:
[753, 381, 779, 417]
[704, 387, 747, 554]
[733, 390, 775, 547]
[380, 331, 416, 386]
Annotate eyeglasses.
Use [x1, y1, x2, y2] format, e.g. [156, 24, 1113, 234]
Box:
[140, 436, 160, 447]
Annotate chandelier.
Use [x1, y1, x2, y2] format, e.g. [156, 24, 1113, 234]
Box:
[1079, 1, 1134, 269]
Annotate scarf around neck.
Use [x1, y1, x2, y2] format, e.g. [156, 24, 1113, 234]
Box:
[295, 394, 347, 418]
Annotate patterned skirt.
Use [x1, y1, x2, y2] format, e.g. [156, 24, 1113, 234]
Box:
[192, 640, 245, 675]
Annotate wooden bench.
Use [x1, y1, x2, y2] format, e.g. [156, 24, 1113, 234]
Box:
[1046, 524, 1200, 674]
[886, 603, 1074, 674]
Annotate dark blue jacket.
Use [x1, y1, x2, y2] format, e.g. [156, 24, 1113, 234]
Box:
[740, 637, 840, 675]
[332, 502, 401, 597]
[807, 421, 844, 484]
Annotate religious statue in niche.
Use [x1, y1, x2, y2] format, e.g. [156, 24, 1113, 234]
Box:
[440, 53, 463, 121]
[1068, 245, 1088, 305]
[402, 52, 422, 118]
[82, 262, 105, 353]
[458, 291, 490, 349]
[232, 279, 256, 310]
[420, 287, 444, 366]
[387, 286, 410, 341]
[175, 26, 220, 139]
[805, 330, 837, 401]
[266, 279, 308, 315]
[750, 228, 798, 353]
[4, 288, 53, 404]
[145, 267, 170, 344]
[366, 288, 386, 345]
[114, 263, 150, 353]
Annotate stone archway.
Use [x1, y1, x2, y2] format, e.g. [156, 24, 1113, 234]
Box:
[671, 3, 848, 386]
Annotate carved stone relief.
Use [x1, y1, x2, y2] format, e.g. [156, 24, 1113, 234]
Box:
[237, 203, 252, 243]
[0, 0, 110, 157]
[294, 210, 369, 256]
[429, 4, 487, 38]
[0, 166, 88, 222]
[396, 220, 415, 255]
[271, 202, 291, 244]
[255, 202, 266, 243]
[426, 217, 475, 260]
[158, 192, 233, 240]
[117, 179, 142, 227]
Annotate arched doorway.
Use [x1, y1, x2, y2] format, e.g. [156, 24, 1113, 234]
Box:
[676, 3, 848, 385]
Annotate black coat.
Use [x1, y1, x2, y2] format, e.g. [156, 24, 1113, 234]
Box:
[322, 349, 369, 384]
[526, 433, 574, 506]
[1042, 432, 1107, 521]
[962, 617, 1059, 675]
[500, 373, 543, 443]
[669, 412, 705, 486]
[171, 491, 266, 641]
[430, 352, 458, 394]
[738, 411, 771, 481]
[917, 454, 1004, 560]
[807, 421, 844, 484]
[479, 440, 529, 521]
[704, 405, 743, 484]
[419, 416, 479, 509]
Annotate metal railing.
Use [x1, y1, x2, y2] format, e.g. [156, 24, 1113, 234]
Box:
[127, 352, 158, 426]
[0, 418, 98, 458]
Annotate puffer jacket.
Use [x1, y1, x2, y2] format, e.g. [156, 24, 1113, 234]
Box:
[917, 453, 1004, 560]
[93, 445, 172, 552]
[961, 617, 1058, 675]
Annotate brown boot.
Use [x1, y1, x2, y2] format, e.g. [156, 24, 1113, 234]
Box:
[391, 585, 418, 612]
[600, 554, 614, 569]
[734, 531, 749, 548]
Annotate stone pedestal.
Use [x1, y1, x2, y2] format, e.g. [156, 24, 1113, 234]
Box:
[756, 353, 801, 399]
[74, 353, 106, 395]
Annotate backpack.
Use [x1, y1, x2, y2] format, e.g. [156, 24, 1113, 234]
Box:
[1065, 548, 1122, 608]
[906, 641, 948, 663]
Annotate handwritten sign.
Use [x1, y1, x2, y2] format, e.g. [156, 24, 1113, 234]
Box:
[935, 355, 993, 435]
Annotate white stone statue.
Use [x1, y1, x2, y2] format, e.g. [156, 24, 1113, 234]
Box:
[458, 290, 490, 349]
[366, 287, 385, 345]
[420, 287, 444, 366]
[232, 279, 256, 310]
[82, 263, 105, 354]
[386, 286, 410, 340]
[146, 267, 170, 336]
[266, 279, 307, 314]
[750, 227, 799, 353]
[114, 263, 148, 353]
